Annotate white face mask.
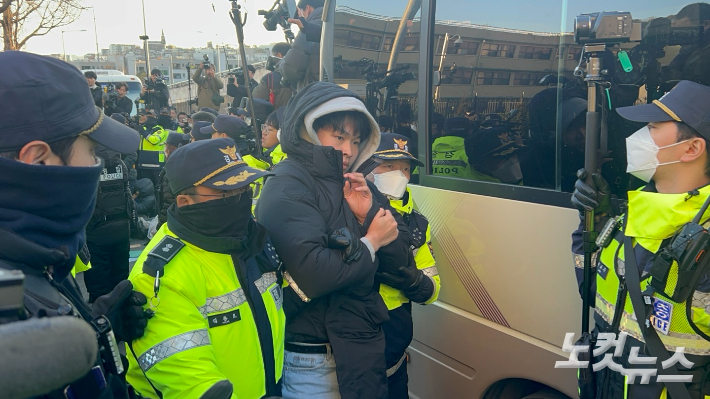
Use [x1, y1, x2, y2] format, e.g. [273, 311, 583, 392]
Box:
[625, 126, 689, 182]
[491, 157, 523, 184]
[373, 170, 409, 199]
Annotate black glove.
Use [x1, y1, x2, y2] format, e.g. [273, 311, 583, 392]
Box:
[328, 227, 363, 264]
[571, 169, 612, 216]
[92, 280, 152, 343]
[376, 264, 424, 291]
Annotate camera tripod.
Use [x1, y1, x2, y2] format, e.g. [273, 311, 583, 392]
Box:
[230, 0, 262, 154]
[574, 43, 612, 335]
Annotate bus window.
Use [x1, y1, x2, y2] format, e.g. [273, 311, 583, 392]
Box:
[332, 1, 422, 181]
[427, 0, 710, 201]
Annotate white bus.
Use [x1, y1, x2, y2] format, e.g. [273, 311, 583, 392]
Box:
[324, 0, 706, 397]
[85, 70, 143, 116]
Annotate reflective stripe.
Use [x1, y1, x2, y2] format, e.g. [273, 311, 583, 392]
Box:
[595, 292, 710, 355]
[199, 288, 246, 317]
[138, 329, 210, 372]
[255, 272, 278, 295]
[432, 160, 466, 167]
[421, 266, 439, 278]
[387, 352, 407, 377]
[573, 252, 598, 269]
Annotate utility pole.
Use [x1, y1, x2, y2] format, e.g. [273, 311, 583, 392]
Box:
[90, 7, 99, 61]
[139, 0, 151, 75]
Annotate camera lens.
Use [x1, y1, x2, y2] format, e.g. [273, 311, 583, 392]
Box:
[574, 15, 592, 42]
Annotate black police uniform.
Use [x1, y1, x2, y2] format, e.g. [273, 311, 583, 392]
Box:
[85, 146, 132, 302]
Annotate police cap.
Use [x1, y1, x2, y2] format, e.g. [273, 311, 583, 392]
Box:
[465, 127, 521, 159]
[373, 133, 423, 167]
[166, 138, 271, 194]
[200, 114, 250, 141]
[616, 80, 710, 140]
[0, 52, 139, 154]
[190, 121, 213, 141]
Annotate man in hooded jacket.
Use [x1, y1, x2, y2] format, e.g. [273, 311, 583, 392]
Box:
[256, 82, 410, 399]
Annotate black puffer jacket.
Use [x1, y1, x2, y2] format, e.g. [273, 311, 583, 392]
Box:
[156, 169, 174, 229]
[256, 82, 410, 399]
[133, 178, 156, 217]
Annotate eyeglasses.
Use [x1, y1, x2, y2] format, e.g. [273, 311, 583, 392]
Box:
[261, 125, 277, 135]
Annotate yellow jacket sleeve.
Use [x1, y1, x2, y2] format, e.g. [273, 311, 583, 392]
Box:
[146, 128, 168, 146]
[128, 273, 238, 399]
[414, 224, 440, 305]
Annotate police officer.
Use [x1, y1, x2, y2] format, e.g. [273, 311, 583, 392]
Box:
[136, 108, 170, 187]
[0, 51, 150, 398]
[156, 132, 190, 229]
[464, 127, 524, 184]
[365, 133, 441, 398]
[126, 138, 285, 399]
[572, 81, 710, 398]
[201, 114, 271, 211]
[431, 117, 474, 179]
[84, 143, 133, 303]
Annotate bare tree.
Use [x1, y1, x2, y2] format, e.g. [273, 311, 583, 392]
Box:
[1, 0, 84, 51]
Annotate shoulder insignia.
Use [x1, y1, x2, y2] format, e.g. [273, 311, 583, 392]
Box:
[407, 210, 430, 249]
[143, 236, 185, 277]
[262, 237, 283, 272]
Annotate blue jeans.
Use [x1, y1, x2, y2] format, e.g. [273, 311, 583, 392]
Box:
[281, 348, 341, 399]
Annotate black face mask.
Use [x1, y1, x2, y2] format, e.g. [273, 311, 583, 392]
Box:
[174, 190, 252, 238]
[144, 116, 157, 127]
[158, 115, 172, 127]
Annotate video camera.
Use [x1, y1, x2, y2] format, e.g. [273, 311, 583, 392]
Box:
[144, 76, 167, 91]
[258, 0, 295, 42]
[227, 67, 246, 85]
[102, 83, 119, 109]
[376, 65, 416, 91]
[265, 55, 282, 72]
[202, 54, 212, 70]
[574, 11, 635, 45]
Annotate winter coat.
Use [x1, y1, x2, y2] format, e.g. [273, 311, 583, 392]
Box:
[156, 169, 174, 229]
[193, 68, 224, 110]
[134, 178, 156, 217]
[253, 70, 293, 110]
[256, 82, 410, 399]
[90, 84, 103, 108]
[279, 7, 322, 91]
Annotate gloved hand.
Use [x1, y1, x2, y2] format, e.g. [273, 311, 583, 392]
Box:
[328, 227, 363, 264]
[92, 280, 152, 343]
[376, 263, 424, 292]
[571, 169, 612, 216]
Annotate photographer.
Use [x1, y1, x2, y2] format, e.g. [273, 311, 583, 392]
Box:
[140, 68, 170, 111]
[192, 60, 224, 110]
[104, 83, 133, 117]
[279, 0, 324, 91]
[227, 64, 258, 105]
[254, 42, 293, 109]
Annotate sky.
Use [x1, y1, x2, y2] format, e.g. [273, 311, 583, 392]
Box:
[24, 0, 690, 57]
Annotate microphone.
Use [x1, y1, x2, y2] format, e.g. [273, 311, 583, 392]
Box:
[0, 317, 99, 399]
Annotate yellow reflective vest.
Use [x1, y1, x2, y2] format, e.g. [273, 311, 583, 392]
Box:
[266, 144, 287, 166]
[595, 185, 710, 355]
[431, 136, 475, 179]
[139, 125, 169, 164]
[379, 187, 440, 310]
[126, 221, 286, 399]
[245, 154, 271, 214]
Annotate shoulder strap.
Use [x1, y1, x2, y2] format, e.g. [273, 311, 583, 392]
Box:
[142, 235, 185, 277]
[623, 234, 692, 399]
